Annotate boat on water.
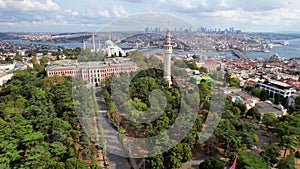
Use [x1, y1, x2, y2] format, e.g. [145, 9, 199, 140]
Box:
[283, 40, 289, 46]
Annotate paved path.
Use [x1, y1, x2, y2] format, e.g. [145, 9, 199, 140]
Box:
[98, 110, 131, 169]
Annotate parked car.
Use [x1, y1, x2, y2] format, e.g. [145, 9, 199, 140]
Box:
[250, 145, 257, 150]
[262, 133, 270, 137]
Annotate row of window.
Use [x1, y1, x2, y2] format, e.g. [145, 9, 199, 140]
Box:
[88, 67, 135, 73]
[47, 66, 136, 81]
[260, 86, 293, 96]
[48, 70, 76, 75]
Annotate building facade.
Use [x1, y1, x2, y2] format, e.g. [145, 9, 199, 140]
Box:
[257, 79, 296, 99]
[46, 58, 137, 86]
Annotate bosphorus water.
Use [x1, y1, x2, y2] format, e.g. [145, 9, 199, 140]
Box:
[246, 39, 300, 59]
[6, 38, 300, 59]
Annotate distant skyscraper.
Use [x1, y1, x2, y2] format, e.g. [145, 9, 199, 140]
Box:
[164, 30, 172, 85]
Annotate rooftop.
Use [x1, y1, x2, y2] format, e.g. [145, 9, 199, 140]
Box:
[258, 79, 293, 90]
[255, 102, 285, 116]
[268, 79, 292, 88]
[46, 57, 136, 70]
[227, 91, 258, 101]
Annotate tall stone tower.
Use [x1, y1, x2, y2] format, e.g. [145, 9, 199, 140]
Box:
[164, 30, 172, 85]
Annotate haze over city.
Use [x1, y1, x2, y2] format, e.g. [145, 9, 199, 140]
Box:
[0, 0, 300, 32]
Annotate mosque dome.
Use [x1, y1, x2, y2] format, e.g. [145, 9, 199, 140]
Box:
[104, 40, 114, 47]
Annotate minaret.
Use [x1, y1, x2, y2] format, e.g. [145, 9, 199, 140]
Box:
[98, 40, 101, 52]
[164, 30, 172, 85]
[83, 40, 86, 50]
[92, 34, 96, 52]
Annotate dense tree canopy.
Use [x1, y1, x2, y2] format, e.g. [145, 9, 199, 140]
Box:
[199, 157, 224, 169]
[0, 69, 103, 168]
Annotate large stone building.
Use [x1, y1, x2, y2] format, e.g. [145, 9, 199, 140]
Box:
[46, 57, 137, 86]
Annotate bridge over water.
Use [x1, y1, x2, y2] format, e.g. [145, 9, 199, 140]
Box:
[231, 49, 249, 59]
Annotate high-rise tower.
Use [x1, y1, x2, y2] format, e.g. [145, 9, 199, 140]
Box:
[164, 30, 172, 85]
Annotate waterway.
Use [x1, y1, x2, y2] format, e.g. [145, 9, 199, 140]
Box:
[6, 38, 300, 59]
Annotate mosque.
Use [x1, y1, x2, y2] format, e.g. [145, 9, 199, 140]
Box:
[83, 34, 126, 57]
[102, 39, 126, 57]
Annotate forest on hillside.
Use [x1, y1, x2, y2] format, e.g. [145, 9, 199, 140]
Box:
[0, 69, 103, 169]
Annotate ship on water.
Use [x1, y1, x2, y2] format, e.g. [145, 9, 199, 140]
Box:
[283, 40, 289, 46]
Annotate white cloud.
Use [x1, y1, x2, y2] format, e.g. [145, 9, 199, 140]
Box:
[0, 0, 60, 12]
[1, 0, 300, 32]
[112, 6, 128, 17]
[64, 9, 79, 17]
[83, 9, 111, 18]
[0, 0, 6, 8]
[98, 10, 110, 17]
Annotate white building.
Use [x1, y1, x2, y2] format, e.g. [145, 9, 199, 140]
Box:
[222, 87, 259, 110]
[288, 94, 300, 107]
[0, 71, 13, 86]
[257, 79, 296, 99]
[0, 64, 15, 72]
[102, 40, 126, 57]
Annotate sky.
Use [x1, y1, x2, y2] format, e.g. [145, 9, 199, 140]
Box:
[0, 0, 300, 32]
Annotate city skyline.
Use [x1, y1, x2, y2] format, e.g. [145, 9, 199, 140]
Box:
[0, 0, 300, 32]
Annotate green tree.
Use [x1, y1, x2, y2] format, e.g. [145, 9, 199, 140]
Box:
[199, 66, 208, 73]
[232, 106, 241, 118]
[163, 143, 189, 169]
[259, 90, 268, 101]
[251, 87, 261, 97]
[199, 157, 224, 169]
[40, 56, 49, 65]
[229, 77, 240, 87]
[30, 58, 43, 71]
[23, 143, 53, 169]
[260, 145, 280, 166]
[236, 102, 247, 116]
[65, 157, 89, 169]
[0, 127, 21, 166]
[280, 135, 298, 157]
[237, 151, 268, 169]
[277, 155, 296, 169]
[246, 107, 261, 121]
[295, 96, 300, 111]
[145, 154, 164, 169]
[262, 112, 278, 128]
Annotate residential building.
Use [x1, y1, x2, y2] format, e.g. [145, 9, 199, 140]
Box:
[222, 87, 259, 109]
